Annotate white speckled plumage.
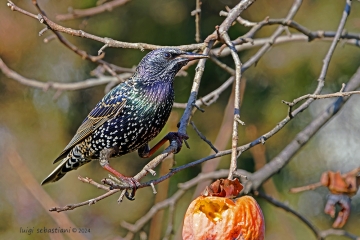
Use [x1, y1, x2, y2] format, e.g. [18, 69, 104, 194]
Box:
[41, 48, 206, 185]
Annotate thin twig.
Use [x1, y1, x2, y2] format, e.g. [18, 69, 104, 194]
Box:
[214, 33, 360, 57]
[162, 204, 175, 240]
[192, 88, 235, 197]
[7, 1, 204, 52]
[3, 33, 359, 96]
[290, 182, 323, 193]
[78, 176, 110, 191]
[246, 66, 360, 193]
[174, 32, 360, 109]
[241, 0, 303, 72]
[49, 189, 120, 212]
[220, 6, 257, 27]
[190, 121, 218, 153]
[173, 76, 234, 109]
[320, 229, 360, 240]
[283, 89, 360, 107]
[0, 58, 132, 91]
[290, 167, 360, 193]
[256, 191, 321, 239]
[177, 41, 213, 133]
[56, 0, 131, 21]
[241, 0, 352, 192]
[191, 0, 202, 43]
[219, 32, 243, 180]
[258, 191, 360, 240]
[178, 0, 257, 132]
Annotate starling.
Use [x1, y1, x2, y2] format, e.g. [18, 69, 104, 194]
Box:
[41, 48, 208, 192]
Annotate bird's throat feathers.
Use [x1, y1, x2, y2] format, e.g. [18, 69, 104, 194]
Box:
[141, 81, 174, 105]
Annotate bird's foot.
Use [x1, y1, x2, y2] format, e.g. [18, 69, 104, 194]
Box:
[103, 175, 140, 201]
[100, 160, 140, 200]
[108, 174, 140, 189]
[166, 132, 189, 154]
[113, 176, 140, 201]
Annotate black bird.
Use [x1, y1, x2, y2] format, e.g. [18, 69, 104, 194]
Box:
[41, 48, 208, 191]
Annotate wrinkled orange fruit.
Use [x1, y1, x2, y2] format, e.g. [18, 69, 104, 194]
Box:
[182, 195, 265, 240]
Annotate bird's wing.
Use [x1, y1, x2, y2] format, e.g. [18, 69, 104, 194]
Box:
[53, 95, 127, 163]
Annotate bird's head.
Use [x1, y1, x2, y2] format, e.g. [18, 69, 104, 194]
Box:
[135, 48, 208, 84]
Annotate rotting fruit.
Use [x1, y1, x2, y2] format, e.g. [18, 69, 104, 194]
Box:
[182, 179, 265, 240]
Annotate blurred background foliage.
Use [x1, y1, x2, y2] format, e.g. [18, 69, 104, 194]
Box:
[0, 0, 360, 239]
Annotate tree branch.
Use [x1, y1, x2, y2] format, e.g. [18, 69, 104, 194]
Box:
[256, 191, 321, 239]
[56, 0, 131, 21]
[247, 64, 360, 192]
[0, 58, 132, 91]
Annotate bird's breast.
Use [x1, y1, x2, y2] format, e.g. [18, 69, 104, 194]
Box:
[90, 83, 175, 156]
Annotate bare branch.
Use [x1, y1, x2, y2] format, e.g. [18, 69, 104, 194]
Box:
[320, 229, 360, 240]
[289, 182, 323, 194]
[256, 191, 321, 239]
[258, 192, 360, 240]
[173, 76, 234, 109]
[190, 121, 218, 153]
[290, 167, 360, 194]
[177, 41, 214, 133]
[214, 33, 360, 58]
[241, 0, 353, 192]
[7, 1, 204, 52]
[220, 33, 243, 180]
[154, 66, 360, 196]
[178, 0, 256, 134]
[56, 0, 131, 21]
[247, 64, 360, 193]
[283, 89, 360, 107]
[191, 0, 202, 43]
[78, 176, 110, 191]
[162, 204, 175, 240]
[174, 32, 360, 110]
[218, 0, 257, 33]
[241, 0, 303, 72]
[49, 189, 120, 212]
[220, 6, 257, 27]
[0, 58, 132, 91]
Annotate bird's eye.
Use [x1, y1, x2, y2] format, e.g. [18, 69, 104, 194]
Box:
[163, 52, 171, 59]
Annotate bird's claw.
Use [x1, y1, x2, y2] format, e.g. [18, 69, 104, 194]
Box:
[125, 190, 136, 201]
[167, 132, 189, 154]
[120, 176, 141, 188]
[121, 177, 140, 200]
[105, 176, 140, 200]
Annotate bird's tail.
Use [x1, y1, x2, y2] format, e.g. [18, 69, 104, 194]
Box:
[41, 157, 72, 185]
[41, 153, 91, 185]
